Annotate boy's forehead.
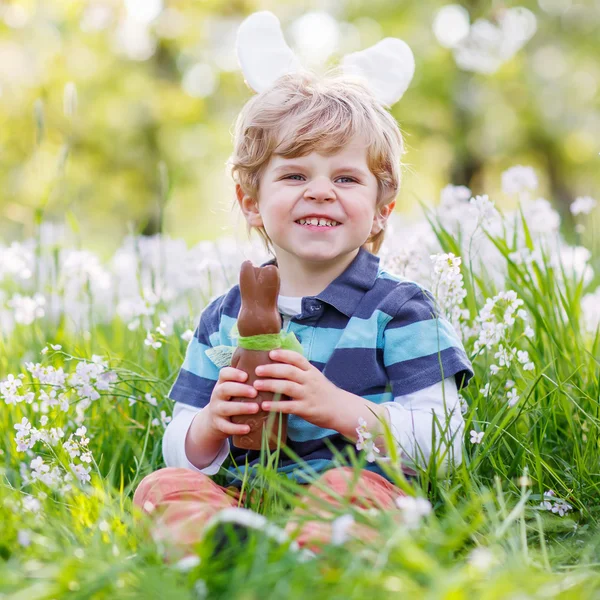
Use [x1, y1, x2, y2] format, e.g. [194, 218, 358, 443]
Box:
[268, 140, 370, 168]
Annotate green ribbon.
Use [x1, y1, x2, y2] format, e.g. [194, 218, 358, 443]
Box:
[205, 322, 304, 369]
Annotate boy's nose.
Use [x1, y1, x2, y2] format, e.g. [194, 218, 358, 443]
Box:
[304, 178, 336, 202]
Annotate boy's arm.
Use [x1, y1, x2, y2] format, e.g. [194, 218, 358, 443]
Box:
[162, 402, 230, 475]
[381, 376, 464, 474]
[370, 284, 472, 472]
[326, 377, 463, 474]
[164, 297, 231, 473]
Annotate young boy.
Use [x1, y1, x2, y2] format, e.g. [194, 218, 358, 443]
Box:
[133, 70, 473, 559]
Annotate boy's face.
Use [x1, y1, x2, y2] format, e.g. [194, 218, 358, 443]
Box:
[237, 137, 395, 266]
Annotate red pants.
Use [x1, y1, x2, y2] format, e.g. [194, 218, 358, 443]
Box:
[133, 466, 407, 559]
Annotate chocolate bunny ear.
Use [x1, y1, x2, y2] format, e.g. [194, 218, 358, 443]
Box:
[236, 11, 416, 107]
[238, 261, 257, 300]
[256, 265, 280, 302]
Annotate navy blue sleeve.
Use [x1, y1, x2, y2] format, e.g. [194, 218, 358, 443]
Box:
[382, 285, 474, 397]
[168, 299, 223, 409]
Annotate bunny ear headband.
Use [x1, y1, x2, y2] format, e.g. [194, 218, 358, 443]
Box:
[235, 11, 415, 107]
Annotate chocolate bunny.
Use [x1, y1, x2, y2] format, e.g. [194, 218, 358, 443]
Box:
[230, 260, 289, 450]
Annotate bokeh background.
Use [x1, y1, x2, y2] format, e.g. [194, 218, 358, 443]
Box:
[0, 0, 598, 256]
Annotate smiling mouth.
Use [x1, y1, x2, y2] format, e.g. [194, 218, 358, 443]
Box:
[295, 220, 341, 229]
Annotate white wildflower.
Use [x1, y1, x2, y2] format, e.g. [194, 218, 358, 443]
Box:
[151, 410, 172, 429]
[468, 547, 497, 571]
[8, 293, 46, 325]
[356, 417, 381, 463]
[501, 166, 538, 196]
[538, 490, 572, 516]
[470, 430, 484, 444]
[581, 287, 600, 335]
[551, 500, 573, 517]
[18, 530, 33, 547]
[570, 196, 597, 216]
[22, 495, 42, 513]
[522, 198, 561, 234]
[144, 331, 162, 349]
[70, 463, 92, 484]
[506, 388, 519, 407]
[181, 329, 194, 342]
[98, 520, 110, 532]
[395, 495, 432, 529]
[145, 393, 158, 406]
[429, 252, 467, 330]
[173, 555, 201, 572]
[494, 344, 516, 368]
[469, 194, 499, 226]
[331, 514, 355, 546]
[1, 373, 23, 405]
[440, 184, 472, 206]
[205, 507, 294, 547]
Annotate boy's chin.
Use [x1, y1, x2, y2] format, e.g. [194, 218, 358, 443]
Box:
[283, 245, 356, 264]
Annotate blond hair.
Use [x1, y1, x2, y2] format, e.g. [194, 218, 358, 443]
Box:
[227, 67, 405, 256]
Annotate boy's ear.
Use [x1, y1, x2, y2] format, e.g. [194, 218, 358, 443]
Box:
[370, 200, 396, 235]
[236, 184, 264, 228]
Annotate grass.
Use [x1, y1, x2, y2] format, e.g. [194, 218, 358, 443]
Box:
[1, 194, 599, 599]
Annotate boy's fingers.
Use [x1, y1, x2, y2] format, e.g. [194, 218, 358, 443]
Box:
[215, 417, 251, 436]
[217, 401, 260, 417]
[217, 382, 258, 400]
[219, 367, 247, 382]
[262, 400, 300, 414]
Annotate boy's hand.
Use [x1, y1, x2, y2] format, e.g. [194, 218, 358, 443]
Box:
[253, 349, 346, 430]
[204, 367, 261, 439]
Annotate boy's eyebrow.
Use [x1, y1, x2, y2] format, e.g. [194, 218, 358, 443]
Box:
[272, 164, 369, 177]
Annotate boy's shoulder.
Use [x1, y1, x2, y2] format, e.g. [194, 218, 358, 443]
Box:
[198, 284, 243, 325]
[202, 284, 241, 312]
[373, 266, 436, 316]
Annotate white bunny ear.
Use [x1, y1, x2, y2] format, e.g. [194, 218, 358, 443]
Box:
[341, 38, 415, 106]
[235, 11, 304, 93]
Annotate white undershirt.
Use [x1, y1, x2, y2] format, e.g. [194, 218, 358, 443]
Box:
[162, 295, 464, 477]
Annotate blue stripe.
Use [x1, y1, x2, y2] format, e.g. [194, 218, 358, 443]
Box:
[310, 326, 344, 363]
[225, 458, 335, 484]
[182, 337, 220, 380]
[287, 415, 338, 442]
[213, 314, 238, 346]
[378, 270, 404, 282]
[363, 391, 394, 404]
[323, 347, 381, 393]
[386, 346, 473, 396]
[384, 318, 463, 365]
[336, 310, 388, 350]
[168, 369, 213, 408]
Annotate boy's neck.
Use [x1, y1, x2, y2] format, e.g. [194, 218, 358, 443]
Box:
[273, 247, 360, 297]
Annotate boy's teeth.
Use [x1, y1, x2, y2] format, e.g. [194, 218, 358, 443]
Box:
[297, 218, 339, 227]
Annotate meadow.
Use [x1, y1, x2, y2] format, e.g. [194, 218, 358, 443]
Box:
[1, 165, 599, 599]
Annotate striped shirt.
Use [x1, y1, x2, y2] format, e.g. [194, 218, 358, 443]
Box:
[166, 247, 474, 485]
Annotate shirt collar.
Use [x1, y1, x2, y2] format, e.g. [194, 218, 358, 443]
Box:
[260, 247, 380, 318]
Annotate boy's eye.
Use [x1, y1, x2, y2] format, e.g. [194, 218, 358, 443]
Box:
[283, 174, 357, 183]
